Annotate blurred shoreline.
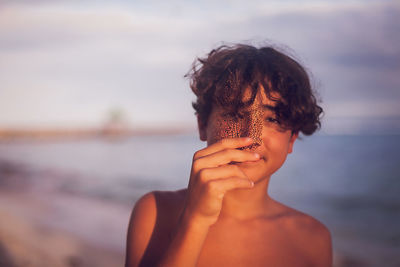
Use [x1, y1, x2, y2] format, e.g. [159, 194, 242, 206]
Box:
[0, 126, 195, 141]
[1, 126, 399, 142]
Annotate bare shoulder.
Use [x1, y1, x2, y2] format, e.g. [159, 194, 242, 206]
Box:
[152, 188, 187, 211]
[278, 203, 332, 266]
[125, 192, 157, 267]
[125, 189, 187, 267]
[128, 188, 187, 228]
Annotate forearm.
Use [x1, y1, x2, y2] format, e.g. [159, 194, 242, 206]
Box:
[158, 215, 210, 267]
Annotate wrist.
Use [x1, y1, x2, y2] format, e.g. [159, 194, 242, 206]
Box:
[159, 210, 211, 267]
[179, 210, 214, 232]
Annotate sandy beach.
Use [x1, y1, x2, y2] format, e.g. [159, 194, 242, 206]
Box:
[0, 189, 127, 267]
[0, 158, 129, 267]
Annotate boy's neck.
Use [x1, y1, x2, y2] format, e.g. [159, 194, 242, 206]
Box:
[218, 176, 274, 221]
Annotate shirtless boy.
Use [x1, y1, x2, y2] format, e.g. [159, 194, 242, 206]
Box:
[125, 44, 332, 267]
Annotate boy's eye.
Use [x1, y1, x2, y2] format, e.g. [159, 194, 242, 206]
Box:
[265, 117, 280, 124]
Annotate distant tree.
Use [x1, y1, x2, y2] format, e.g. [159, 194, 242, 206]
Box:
[102, 107, 130, 136]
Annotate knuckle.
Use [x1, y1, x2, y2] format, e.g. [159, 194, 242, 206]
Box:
[205, 181, 219, 193]
[198, 169, 209, 182]
[193, 150, 202, 160]
[192, 159, 201, 172]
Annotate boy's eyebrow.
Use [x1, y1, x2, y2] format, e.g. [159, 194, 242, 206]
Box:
[262, 104, 276, 111]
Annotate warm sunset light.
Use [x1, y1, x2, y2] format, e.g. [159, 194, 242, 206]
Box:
[0, 1, 399, 267]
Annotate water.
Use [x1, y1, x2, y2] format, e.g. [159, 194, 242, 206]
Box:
[0, 134, 399, 266]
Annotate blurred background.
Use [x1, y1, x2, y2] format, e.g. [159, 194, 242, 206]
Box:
[0, 0, 399, 266]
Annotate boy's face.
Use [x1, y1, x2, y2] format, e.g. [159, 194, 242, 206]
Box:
[199, 87, 297, 182]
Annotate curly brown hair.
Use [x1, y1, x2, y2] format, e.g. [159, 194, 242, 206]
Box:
[186, 44, 323, 135]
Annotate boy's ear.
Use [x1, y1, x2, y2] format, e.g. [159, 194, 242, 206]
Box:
[197, 115, 207, 141]
[288, 132, 298, 154]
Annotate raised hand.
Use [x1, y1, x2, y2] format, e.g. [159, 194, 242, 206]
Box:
[182, 137, 260, 227]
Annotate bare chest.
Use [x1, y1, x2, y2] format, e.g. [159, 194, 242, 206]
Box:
[196, 221, 313, 267]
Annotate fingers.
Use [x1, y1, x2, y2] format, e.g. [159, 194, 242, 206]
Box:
[194, 137, 254, 159]
[193, 149, 260, 171]
[189, 137, 258, 195]
[185, 138, 257, 225]
[196, 164, 248, 183]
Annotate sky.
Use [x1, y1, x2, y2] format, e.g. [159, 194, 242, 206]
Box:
[0, 0, 399, 134]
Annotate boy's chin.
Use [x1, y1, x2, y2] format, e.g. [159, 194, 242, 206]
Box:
[230, 158, 266, 175]
[234, 159, 275, 181]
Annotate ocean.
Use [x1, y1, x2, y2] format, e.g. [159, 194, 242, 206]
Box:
[0, 134, 399, 266]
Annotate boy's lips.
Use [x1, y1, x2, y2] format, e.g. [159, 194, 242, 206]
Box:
[230, 156, 265, 165]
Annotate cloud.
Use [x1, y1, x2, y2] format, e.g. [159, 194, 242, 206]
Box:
[325, 100, 400, 118]
[0, 0, 399, 133]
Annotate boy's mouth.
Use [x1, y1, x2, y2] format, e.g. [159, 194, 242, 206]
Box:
[230, 156, 265, 165]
